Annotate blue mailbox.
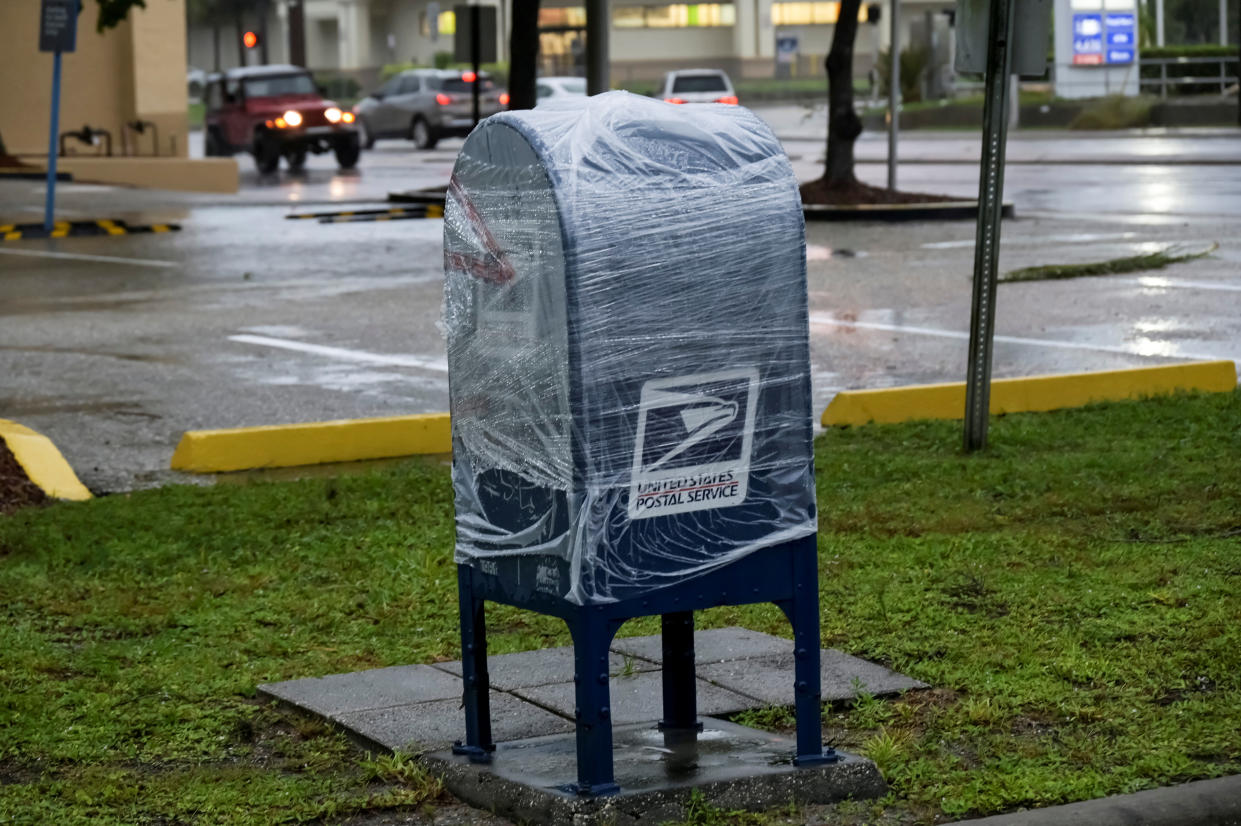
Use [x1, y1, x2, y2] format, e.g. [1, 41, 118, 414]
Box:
[443, 91, 830, 794]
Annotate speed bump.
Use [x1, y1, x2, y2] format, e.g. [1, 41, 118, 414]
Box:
[0, 219, 180, 242]
[822, 360, 1238, 427]
[286, 204, 443, 224]
[0, 419, 91, 500]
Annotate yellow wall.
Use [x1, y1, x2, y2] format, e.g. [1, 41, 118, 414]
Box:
[0, 0, 188, 158]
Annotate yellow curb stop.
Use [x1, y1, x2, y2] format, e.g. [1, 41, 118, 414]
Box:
[171, 413, 451, 474]
[822, 360, 1237, 427]
[0, 419, 92, 501]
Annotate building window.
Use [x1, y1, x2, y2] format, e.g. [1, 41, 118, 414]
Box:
[422, 10, 457, 35]
[771, 2, 866, 24]
[612, 4, 736, 28]
[539, 8, 588, 26]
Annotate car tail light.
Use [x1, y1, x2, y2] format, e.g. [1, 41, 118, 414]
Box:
[462, 71, 477, 82]
[664, 97, 686, 104]
[715, 95, 739, 105]
[435, 92, 452, 106]
[499, 92, 510, 105]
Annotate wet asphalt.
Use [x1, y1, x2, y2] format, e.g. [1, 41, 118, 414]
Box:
[1, 105, 1239, 492]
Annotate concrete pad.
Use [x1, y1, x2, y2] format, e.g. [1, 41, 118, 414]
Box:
[335, 692, 575, 754]
[513, 673, 758, 725]
[423, 717, 887, 826]
[433, 646, 654, 691]
[699, 650, 928, 706]
[610, 626, 794, 665]
[259, 664, 462, 716]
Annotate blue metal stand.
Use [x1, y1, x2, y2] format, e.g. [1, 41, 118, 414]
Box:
[454, 534, 837, 795]
[44, 49, 64, 234]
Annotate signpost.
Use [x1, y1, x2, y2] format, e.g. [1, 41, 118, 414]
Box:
[453, 5, 497, 127]
[955, 0, 1055, 451]
[40, 0, 78, 233]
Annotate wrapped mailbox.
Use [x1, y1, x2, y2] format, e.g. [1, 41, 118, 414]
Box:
[443, 91, 816, 605]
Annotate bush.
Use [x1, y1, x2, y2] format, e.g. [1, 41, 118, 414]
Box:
[1068, 94, 1155, 129]
[876, 46, 931, 103]
[314, 73, 362, 102]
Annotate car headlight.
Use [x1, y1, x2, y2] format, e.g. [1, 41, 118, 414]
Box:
[324, 107, 342, 123]
[282, 110, 303, 128]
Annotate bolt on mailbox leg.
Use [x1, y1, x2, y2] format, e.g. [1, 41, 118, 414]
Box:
[569, 612, 620, 797]
[452, 568, 494, 763]
[782, 546, 838, 766]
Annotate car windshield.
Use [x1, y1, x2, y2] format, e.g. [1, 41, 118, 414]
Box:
[672, 74, 728, 93]
[442, 77, 496, 93]
[243, 74, 317, 97]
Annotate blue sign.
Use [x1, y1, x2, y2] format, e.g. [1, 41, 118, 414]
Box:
[1072, 10, 1135, 65]
[1073, 13, 1102, 36]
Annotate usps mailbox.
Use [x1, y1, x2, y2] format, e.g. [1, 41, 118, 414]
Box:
[443, 91, 831, 794]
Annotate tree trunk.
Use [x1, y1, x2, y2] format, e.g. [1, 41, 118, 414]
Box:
[824, 0, 864, 185]
[509, 0, 541, 110]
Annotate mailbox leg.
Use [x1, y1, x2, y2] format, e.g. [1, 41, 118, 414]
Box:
[568, 613, 620, 797]
[658, 611, 702, 732]
[452, 568, 495, 763]
[782, 548, 839, 767]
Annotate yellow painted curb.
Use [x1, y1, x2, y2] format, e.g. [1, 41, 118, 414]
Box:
[0, 419, 92, 501]
[171, 413, 452, 473]
[822, 360, 1238, 427]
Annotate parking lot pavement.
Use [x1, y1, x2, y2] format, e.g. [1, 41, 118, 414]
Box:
[2, 128, 1239, 492]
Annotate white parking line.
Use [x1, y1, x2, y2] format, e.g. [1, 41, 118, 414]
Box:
[1119, 275, 1241, 293]
[229, 334, 448, 372]
[807, 313, 1224, 362]
[0, 247, 179, 268]
[922, 232, 1140, 250]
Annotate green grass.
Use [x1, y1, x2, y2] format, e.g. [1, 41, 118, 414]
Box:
[187, 102, 204, 130]
[3, 391, 1241, 824]
[1002, 243, 1218, 283]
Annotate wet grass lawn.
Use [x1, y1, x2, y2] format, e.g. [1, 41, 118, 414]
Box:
[2, 390, 1239, 825]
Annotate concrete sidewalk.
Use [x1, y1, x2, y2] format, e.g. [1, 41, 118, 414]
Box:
[946, 774, 1241, 826]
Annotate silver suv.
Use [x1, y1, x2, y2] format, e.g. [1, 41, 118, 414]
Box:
[658, 69, 739, 105]
[353, 69, 509, 149]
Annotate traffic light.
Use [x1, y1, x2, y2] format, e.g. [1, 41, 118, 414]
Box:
[866, 4, 881, 23]
[242, 30, 260, 49]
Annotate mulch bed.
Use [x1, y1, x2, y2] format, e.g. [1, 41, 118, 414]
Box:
[0, 438, 48, 516]
[800, 176, 960, 206]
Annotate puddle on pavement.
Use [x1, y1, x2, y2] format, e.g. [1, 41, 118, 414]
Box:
[0, 344, 181, 364]
[211, 453, 450, 486]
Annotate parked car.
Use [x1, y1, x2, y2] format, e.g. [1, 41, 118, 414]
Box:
[353, 69, 509, 150]
[535, 76, 587, 105]
[658, 69, 739, 105]
[203, 64, 361, 174]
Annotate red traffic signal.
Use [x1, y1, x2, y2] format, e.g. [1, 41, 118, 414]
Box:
[242, 31, 260, 49]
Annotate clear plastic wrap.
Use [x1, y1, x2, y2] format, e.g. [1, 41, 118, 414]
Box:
[443, 91, 816, 605]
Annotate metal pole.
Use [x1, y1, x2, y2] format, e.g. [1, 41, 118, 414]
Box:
[887, 0, 899, 190]
[963, 0, 1017, 452]
[1156, 0, 1165, 46]
[44, 49, 64, 234]
[1220, 0, 1228, 45]
[585, 0, 610, 95]
[470, 5, 481, 127]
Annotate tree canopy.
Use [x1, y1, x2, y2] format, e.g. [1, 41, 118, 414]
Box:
[94, 0, 146, 31]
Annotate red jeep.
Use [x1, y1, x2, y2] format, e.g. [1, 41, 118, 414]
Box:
[204, 64, 361, 174]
